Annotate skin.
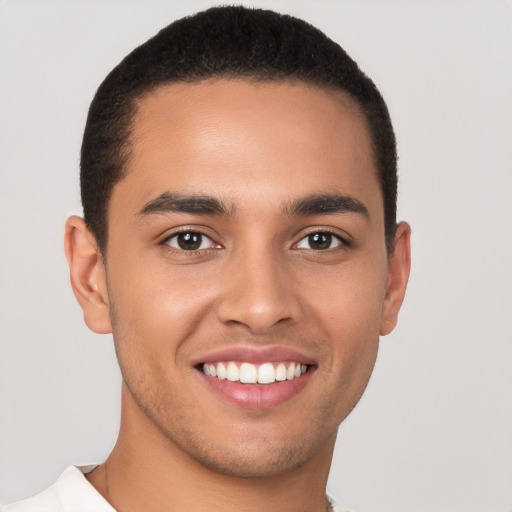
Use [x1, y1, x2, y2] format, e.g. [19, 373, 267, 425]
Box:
[65, 79, 411, 512]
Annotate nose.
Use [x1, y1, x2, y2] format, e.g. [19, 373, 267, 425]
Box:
[215, 246, 303, 334]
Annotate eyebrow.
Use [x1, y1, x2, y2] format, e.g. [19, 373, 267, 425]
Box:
[137, 191, 368, 220]
[138, 192, 232, 217]
[285, 193, 369, 218]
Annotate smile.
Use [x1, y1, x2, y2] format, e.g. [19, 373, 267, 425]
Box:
[194, 346, 315, 408]
[202, 361, 308, 384]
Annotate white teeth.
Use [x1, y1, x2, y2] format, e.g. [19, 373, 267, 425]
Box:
[240, 363, 258, 383]
[226, 362, 239, 382]
[257, 363, 275, 384]
[216, 362, 227, 380]
[202, 361, 308, 384]
[275, 363, 287, 381]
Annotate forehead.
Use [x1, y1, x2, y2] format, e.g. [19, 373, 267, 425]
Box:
[115, 79, 381, 218]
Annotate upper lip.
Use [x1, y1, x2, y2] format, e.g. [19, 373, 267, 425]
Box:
[191, 345, 316, 367]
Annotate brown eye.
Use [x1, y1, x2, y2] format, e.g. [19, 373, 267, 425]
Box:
[296, 232, 342, 251]
[166, 232, 212, 251]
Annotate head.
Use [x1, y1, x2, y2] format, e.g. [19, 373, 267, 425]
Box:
[66, 6, 410, 481]
[80, 5, 398, 257]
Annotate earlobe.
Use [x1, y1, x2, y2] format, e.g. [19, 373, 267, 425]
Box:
[380, 222, 411, 336]
[64, 216, 112, 334]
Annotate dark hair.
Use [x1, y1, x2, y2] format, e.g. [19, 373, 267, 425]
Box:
[81, 5, 397, 254]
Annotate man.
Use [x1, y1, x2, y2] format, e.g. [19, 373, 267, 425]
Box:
[2, 6, 410, 512]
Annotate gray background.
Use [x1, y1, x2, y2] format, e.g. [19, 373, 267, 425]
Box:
[1, 1, 511, 510]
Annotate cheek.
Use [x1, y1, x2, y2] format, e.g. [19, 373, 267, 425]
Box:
[107, 258, 216, 360]
[305, 256, 388, 335]
[302, 255, 386, 388]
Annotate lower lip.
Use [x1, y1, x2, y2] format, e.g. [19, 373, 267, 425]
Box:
[198, 370, 313, 409]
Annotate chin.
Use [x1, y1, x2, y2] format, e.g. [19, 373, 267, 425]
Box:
[178, 435, 322, 479]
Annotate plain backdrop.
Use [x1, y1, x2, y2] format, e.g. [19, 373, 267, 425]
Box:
[1, 1, 511, 511]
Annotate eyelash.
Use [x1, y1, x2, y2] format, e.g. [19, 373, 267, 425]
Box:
[160, 229, 220, 255]
[294, 229, 349, 251]
[160, 227, 349, 255]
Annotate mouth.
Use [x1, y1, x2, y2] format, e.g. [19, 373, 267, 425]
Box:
[200, 361, 308, 384]
[193, 347, 315, 409]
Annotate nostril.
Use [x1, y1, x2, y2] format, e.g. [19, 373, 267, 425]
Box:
[214, 268, 304, 333]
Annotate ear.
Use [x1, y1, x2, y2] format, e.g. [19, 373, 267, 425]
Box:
[64, 216, 112, 334]
[380, 222, 411, 336]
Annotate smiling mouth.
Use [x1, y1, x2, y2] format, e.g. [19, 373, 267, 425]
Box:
[201, 361, 309, 384]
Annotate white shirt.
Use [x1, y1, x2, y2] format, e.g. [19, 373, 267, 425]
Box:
[1, 466, 352, 512]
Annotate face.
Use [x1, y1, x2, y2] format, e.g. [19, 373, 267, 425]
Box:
[71, 79, 409, 478]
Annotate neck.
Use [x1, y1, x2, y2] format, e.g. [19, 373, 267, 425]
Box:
[87, 385, 336, 512]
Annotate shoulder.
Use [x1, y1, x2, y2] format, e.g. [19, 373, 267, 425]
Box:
[332, 506, 354, 512]
[1, 483, 61, 512]
[1, 466, 114, 512]
[328, 495, 355, 512]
